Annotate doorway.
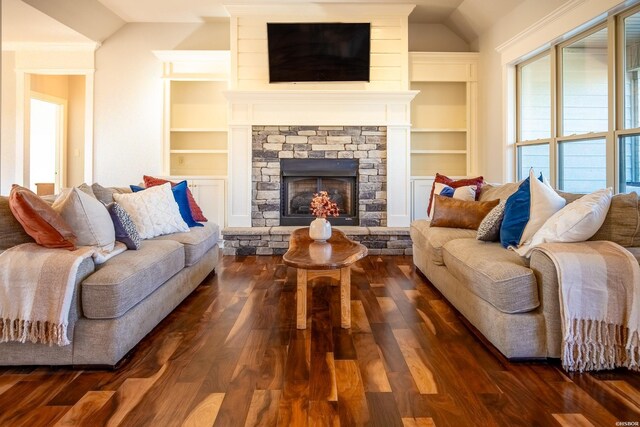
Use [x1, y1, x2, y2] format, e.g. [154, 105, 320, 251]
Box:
[29, 94, 66, 194]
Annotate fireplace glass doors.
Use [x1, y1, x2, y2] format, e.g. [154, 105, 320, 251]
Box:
[280, 159, 358, 225]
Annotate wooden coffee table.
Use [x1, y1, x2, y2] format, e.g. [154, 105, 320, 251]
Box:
[283, 227, 368, 329]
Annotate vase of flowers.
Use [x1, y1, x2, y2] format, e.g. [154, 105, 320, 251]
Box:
[309, 191, 339, 242]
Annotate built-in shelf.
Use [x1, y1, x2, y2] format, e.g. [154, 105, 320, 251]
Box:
[409, 52, 479, 221]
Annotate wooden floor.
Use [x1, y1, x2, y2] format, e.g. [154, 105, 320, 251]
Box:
[1, 255, 639, 426]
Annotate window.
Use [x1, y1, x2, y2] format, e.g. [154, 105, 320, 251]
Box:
[516, 54, 551, 180]
[515, 22, 612, 194]
[519, 55, 551, 141]
[620, 9, 640, 193]
[558, 138, 607, 192]
[517, 144, 549, 181]
[561, 28, 609, 136]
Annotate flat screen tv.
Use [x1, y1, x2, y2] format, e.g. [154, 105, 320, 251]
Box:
[267, 23, 371, 83]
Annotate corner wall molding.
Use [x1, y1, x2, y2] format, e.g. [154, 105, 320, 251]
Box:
[495, 0, 587, 54]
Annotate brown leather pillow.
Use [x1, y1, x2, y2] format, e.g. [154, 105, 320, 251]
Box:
[431, 195, 500, 230]
[8, 185, 76, 250]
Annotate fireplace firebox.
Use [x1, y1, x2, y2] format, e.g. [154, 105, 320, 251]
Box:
[280, 159, 358, 226]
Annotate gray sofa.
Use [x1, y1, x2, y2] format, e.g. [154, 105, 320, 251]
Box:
[0, 194, 220, 367]
[411, 183, 640, 359]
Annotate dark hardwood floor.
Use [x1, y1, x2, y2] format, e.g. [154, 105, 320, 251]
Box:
[1, 255, 639, 426]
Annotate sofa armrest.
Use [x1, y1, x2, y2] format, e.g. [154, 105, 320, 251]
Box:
[69, 257, 96, 326]
[529, 250, 562, 358]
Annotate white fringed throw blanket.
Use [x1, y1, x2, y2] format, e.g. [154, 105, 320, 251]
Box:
[0, 243, 94, 346]
[534, 241, 640, 372]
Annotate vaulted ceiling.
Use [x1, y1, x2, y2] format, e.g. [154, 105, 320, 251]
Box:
[2, 0, 527, 46]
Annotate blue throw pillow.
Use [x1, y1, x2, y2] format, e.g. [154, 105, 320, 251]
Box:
[499, 173, 544, 248]
[130, 181, 202, 228]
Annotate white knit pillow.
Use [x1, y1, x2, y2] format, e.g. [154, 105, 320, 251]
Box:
[113, 183, 189, 239]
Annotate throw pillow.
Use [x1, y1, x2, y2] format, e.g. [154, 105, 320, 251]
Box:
[8, 185, 76, 250]
[519, 170, 566, 247]
[431, 195, 499, 230]
[515, 188, 613, 257]
[476, 199, 507, 242]
[500, 169, 566, 249]
[143, 175, 208, 222]
[0, 195, 35, 250]
[106, 202, 141, 250]
[131, 181, 202, 228]
[426, 173, 484, 217]
[91, 183, 131, 205]
[77, 183, 96, 198]
[113, 182, 190, 239]
[52, 187, 116, 252]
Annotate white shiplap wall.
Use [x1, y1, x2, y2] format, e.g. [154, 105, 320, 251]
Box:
[227, 4, 415, 91]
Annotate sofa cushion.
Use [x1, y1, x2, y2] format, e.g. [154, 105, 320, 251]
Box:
[82, 239, 185, 319]
[0, 196, 35, 250]
[153, 222, 219, 266]
[410, 219, 477, 266]
[442, 239, 539, 314]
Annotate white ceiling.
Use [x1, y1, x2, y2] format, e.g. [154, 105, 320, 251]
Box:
[2, 0, 527, 46]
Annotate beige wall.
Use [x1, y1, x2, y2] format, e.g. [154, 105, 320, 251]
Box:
[30, 74, 68, 98]
[409, 23, 470, 52]
[93, 22, 229, 186]
[67, 75, 85, 186]
[1, 52, 17, 195]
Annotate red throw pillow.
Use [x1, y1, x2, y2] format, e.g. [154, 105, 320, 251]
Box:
[143, 175, 208, 222]
[426, 173, 484, 217]
[8, 185, 76, 250]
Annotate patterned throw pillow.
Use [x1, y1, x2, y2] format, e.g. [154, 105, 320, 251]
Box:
[143, 175, 208, 222]
[427, 173, 484, 217]
[476, 199, 506, 242]
[107, 202, 141, 250]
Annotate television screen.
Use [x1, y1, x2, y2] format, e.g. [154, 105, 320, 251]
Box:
[267, 23, 371, 83]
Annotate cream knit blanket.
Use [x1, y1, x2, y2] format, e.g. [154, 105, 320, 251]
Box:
[535, 241, 640, 372]
[0, 243, 94, 346]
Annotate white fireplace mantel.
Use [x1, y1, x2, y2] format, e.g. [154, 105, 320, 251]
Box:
[224, 89, 418, 227]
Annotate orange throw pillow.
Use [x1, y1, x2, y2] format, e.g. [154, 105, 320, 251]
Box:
[142, 175, 208, 222]
[8, 185, 76, 249]
[431, 195, 499, 230]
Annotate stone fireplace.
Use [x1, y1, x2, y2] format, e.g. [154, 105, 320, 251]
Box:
[252, 125, 387, 227]
[280, 158, 358, 226]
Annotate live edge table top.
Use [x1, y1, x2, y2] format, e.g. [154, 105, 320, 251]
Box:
[282, 228, 368, 270]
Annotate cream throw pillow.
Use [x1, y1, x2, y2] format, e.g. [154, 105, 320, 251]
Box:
[52, 187, 115, 252]
[113, 182, 189, 239]
[517, 169, 566, 249]
[516, 188, 613, 257]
